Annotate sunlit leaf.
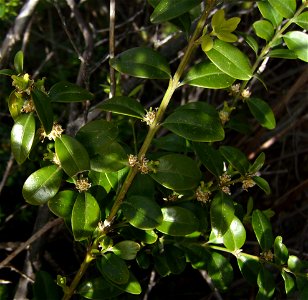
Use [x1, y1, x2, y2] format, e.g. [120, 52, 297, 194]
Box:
[283, 31, 308, 62]
[48, 190, 77, 219]
[293, 12, 308, 30]
[223, 216, 246, 250]
[257, 1, 283, 27]
[253, 20, 274, 42]
[14, 51, 24, 74]
[268, 0, 296, 19]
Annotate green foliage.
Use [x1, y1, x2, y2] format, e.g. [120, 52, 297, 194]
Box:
[1, 1, 308, 299]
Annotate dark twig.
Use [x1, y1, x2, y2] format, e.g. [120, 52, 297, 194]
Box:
[0, 152, 15, 198]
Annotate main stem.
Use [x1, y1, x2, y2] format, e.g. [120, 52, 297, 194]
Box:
[62, 2, 216, 299]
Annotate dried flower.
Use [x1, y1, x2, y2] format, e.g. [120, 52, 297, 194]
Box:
[39, 123, 64, 142]
[75, 177, 91, 193]
[21, 99, 35, 113]
[261, 250, 274, 262]
[242, 177, 256, 191]
[142, 107, 158, 126]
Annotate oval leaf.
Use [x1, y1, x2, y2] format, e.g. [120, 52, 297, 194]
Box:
[156, 206, 200, 236]
[11, 113, 35, 164]
[268, 48, 297, 59]
[111, 241, 141, 260]
[274, 236, 289, 265]
[71, 192, 100, 241]
[249, 152, 265, 173]
[237, 254, 261, 286]
[182, 60, 235, 89]
[121, 196, 163, 230]
[281, 270, 296, 295]
[31, 88, 53, 134]
[164, 245, 186, 274]
[253, 20, 274, 42]
[96, 96, 145, 119]
[283, 31, 308, 62]
[206, 39, 252, 80]
[55, 135, 90, 177]
[49, 81, 94, 102]
[257, 266, 276, 298]
[150, 154, 201, 191]
[22, 165, 63, 205]
[97, 253, 129, 285]
[257, 1, 283, 27]
[8, 91, 24, 120]
[252, 209, 274, 251]
[33, 271, 61, 300]
[14, 50, 24, 74]
[223, 216, 246, 251]
[162, 102, 224, 142]
[253, 176, 271, 195]
[150, 0, 202, 23]
[293, 11, 308, 30]
[268, 0, 296, 19]
[48, 190, 77, 219]
[110, 47, 171, 79]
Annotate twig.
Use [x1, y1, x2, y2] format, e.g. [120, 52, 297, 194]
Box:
[0, 152, 15, 198]
[199, 270, 223, 300]
[0, 0, 40, 67]
[143, 270, 157, 300]
[0, 218, 63, 269]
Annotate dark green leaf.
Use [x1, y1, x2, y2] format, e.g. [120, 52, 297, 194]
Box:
[283, 31, 308, 62]
[243, 34, 259, 54]
[184, 243, 211, 270]
[219, 146, 250, 175]
[268, 0, 296, 19]
[268, 48, 297, 59]
[97, 253, 129, 285]
[71, 192, 100, 241]
[257, 1, 283, 27]
[11, 113, 35, 164]
[150, 154, 201, 191]
[281, 270, 296, 295]
[55, 135, 90, 177]
[14, 51, 24, 74]
[156, 206, 199, 236]
[164, 245, 186, 274]
[194, 142, 224, 177]
[49, 81, 93, 102]
[253, 20, 274, 42]
[153, 253, 171, 276]
[247, 97, 276, 129]
[150, 0, 202, 23]
[210, 192, 235, 237]
[108, 271, 142, 295]
[182, 60, 235, 89]
[257, 266, 276, 298]
[293, 12, 308, 30]
[48, 190, 77, 219]
[0, 69, 16, 76]
[120, 227, 158, 244]
[33, 271, 61, 300]
[208, 251, 233, 291]
[127, 174, 156, 198]
[253, 176, 271, 195]
[111, 241, 140, 260]
[252, 209, 274, 251]
[96, 96, 145, 118]
[274, 236, 289, 265]
[237, 254, 261, 286]
[76, 120, 118, 156]
[153, 133, 187, 152]
[121, 195, 163, 229]
[249, 152, 265, 173]
[223, 216, 246, 250]
[110, 47, 171, 79]
[31, 88, 53, 134]
[22, 165, 63, 205]
[162, 102, 224, 142]
[206, 39, 252, 80]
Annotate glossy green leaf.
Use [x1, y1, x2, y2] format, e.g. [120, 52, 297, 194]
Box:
[8, 91, 24, 120]
[0, 69, 16, 76]
[293, 11, 308, 30]
[48, 190, 77, 219]
[268, 48, 297, 59]
[55, 135, 90, 177]
[90, 142, 127, 172]
[248, 97, 276, 130]
[31, 88, 53, 134]
[281, 270, 296, 295]
[156, 206, 199, 236]
[219, 146, 250, 175]
[184, 243, 210, 270]
[257, 1, 283, 27]
[111, 241, 140, 260]
[110, 47, 171, 79]
[78, 277, 123, 299]
[274, 236, 289, 265]
[223, 216, 246, 250]
[249, 152, 265, 174]
[127, 174, 156, 198]
[253, 20, 274, 42]
[76, 120, 118, 156]
[206, 39, 252, 80]
[11, 113, 35, 164]
[237, 254, 261, 286]
[14, 51, 23, 74]
[109, 271, 142, 295]
[252, 209, 274, 251]
[194, 142, 224, 177]
[150, 154, 201, 191]
[154, 253, 171, 276]
[208, 251, 233, 291]
[33, 271, 61, 300]
[164, 245, 186, 274]
[268, 0, 296, 19]
[253, 176, 271, 195]
[120, 227, 158, 245]
[96, 96, 145, 119]
[210, 192, 235, 238]
[49, 81, 93, 102]
[283, 31, 308, 62]
[153, 133, 187, 152]
[242, 34, 259, 54]
[257, 267, 275, 299]
[162, 102, 224, 142]
[182, 60, 235, 89]
[287, 255, 302, 272]
[121, 196, 163, 229]
[97, 253, 129, 285]
[22, 165, 63, 205]
[150, 0, 202, 23]
[71, 192, 100, 241]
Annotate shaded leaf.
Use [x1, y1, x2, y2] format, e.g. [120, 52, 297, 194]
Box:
[268, 48, 297, 59]
[14, 51, 24, 74]
[0, 69, 16, 76]
[48, 190, 77, 219]
[249, 152, 265, 174]
[268, 0, 296, 19]
[274, 236, 289, 265]
[257, 266, 276, 299]
[253, 176, 271, 195]
[257, 1, 283, 27]
[253, 20, 274, 42]
[281, 270, 296, 296]
[111, 241, 140, 260]
[237, 254, 261, 286]
[33, 271, 61, 300]
[293, 11, 308, 30]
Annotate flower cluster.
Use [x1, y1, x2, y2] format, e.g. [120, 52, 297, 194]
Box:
[195, 181, 212, 204]
[39, 123, 64, 142]
[261, 250, 274, 262]
[142, 107, 158, 126]
[75, 177, 91, 193]
[242, 177, 256, 191]
[21, 99, 35, 113]
[219, 172, 232, 195]
[127, 154, 151, 174]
